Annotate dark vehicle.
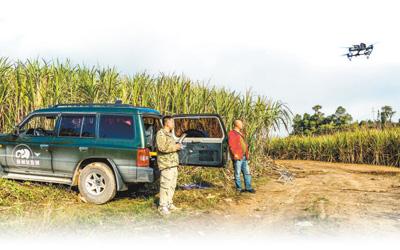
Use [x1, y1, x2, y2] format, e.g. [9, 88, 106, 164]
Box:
[0, 103, 228, 204]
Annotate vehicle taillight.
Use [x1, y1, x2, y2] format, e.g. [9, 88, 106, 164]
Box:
[137, 148, 150, 167]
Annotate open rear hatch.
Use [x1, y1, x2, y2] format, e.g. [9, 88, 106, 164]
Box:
[172, 114, 228, 167]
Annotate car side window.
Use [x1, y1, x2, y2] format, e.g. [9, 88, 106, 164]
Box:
[174, 117, 223, 138]
[81, 115, 96, 137]
[19, 114, 58, 137]
[99, 115, 134, 139]
[59, 115, 83, 137]
[143, 117, 162, 149]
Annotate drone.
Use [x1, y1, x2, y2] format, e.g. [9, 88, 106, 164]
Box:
[342, 43, 374, 61]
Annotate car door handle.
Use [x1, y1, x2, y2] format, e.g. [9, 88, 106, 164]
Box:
[79, 147, 88, 152]
[40, 144, 49, 151]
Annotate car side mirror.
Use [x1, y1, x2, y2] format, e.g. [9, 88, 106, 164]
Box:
[13, 126, 20, 136]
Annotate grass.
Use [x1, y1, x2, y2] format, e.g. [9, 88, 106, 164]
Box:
[0, 154, 274, 231]
[0, 177, 189, 230]
[0, 179, 227, 233]
[266, 128, 400, 167]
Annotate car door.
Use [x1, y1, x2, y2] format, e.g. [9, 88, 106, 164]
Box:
[172, 114, 228, 167]
[4, 113, 58, 175]
[51, 114, 97, 177]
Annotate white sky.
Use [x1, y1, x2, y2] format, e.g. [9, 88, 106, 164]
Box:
[1, 0, 400, 131]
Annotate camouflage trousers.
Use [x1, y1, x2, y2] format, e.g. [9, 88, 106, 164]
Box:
[159, 166, 178, 208]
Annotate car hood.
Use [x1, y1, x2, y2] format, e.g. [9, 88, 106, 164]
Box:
[0, 133, 11, 140]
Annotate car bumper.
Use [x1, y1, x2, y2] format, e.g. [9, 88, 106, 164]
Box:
[117, 166, 154, 183]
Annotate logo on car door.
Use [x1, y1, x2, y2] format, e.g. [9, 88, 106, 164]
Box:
[12, 144, 40, 167]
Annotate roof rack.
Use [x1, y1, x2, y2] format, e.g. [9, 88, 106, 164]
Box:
[51, 99, 138, 108]
[49, 100, 155, 110]
[52, 103, 134, 108]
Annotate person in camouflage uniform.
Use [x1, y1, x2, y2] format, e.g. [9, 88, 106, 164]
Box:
[156, 115, 182, 215]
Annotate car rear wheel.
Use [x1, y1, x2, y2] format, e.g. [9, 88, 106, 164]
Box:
[78, 162, 117, 204]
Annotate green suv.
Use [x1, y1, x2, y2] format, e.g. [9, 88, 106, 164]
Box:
[0, 103, 228, 204]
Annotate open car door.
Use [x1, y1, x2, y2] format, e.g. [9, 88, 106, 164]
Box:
[172, 114, 228, 167]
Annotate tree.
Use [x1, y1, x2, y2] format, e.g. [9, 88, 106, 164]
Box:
[292, 114, 303, 135]
[380, 105, 396, 125]
[291, 104, 397, 135]
[333, 106, 352, 127]
[311, 105, 324, 133]
[312, 105, 323, 115]
[335, 106, 346, 116]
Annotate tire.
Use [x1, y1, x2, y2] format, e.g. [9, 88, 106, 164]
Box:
[78, 162, 117, 204]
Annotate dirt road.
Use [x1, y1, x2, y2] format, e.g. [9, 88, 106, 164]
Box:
[186, 160, 400, 236]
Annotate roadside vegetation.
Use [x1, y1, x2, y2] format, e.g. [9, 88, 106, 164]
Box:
[267, 127, 400, 167]
[268, 105, 400, 167]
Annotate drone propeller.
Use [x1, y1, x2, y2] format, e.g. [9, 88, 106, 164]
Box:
[367, 42, 379, 49]
[341, 42, 377, 48]
[340, 53, 352, 61]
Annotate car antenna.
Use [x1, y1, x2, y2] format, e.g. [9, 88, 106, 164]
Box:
[115, 99, 123, 105]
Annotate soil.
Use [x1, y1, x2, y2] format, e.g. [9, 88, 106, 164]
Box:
[182, 160, 400, 236]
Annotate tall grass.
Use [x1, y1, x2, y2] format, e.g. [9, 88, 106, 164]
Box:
[266, 128, 400, 167]
[0, 58, 290, 152]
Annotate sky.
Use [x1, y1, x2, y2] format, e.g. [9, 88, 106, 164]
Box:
[1, 0, 399, 133]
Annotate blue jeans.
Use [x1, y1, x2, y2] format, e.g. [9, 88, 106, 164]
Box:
[233, 156, 252, 191]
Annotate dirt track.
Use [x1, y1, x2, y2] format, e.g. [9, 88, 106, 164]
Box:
[189, 160, 400, 235]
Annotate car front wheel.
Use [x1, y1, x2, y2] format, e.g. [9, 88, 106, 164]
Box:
[78, 162, 117, 204]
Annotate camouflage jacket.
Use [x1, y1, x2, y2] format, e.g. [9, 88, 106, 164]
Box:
[156, 128, 179, 170]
